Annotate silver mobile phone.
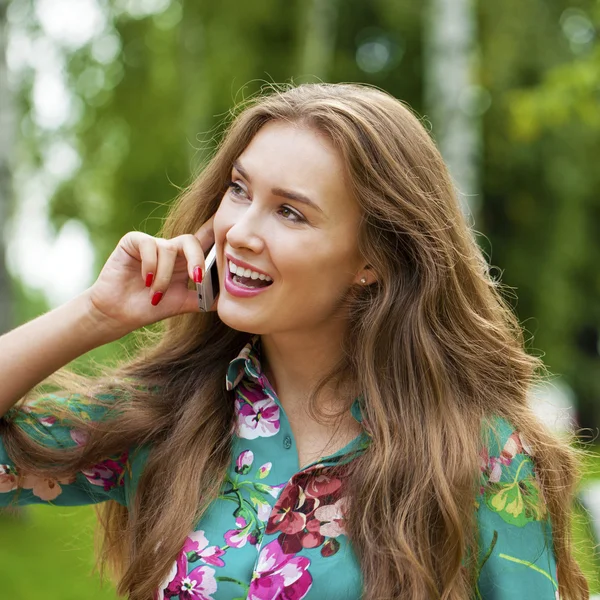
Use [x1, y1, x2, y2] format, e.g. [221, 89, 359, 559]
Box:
[196, 244, 220, 311]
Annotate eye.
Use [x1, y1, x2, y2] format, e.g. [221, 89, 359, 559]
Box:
[277, 206, 306, 224]
[226, 181, 247, 198]
[226, 180, 307, 224]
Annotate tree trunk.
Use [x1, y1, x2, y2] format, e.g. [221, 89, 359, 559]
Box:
[299, 0, 340, 80]
[0, 0, 14, 334]
[423, 0, 481, 221]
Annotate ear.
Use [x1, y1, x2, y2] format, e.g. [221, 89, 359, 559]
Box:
[354, 264, 377, 286]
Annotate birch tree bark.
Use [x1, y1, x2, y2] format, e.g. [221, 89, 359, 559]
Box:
[423, 0, 481, 221]
[0, 0, 14, 334]
[299, 0, 340, 80]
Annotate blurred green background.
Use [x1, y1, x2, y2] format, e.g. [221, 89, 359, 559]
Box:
[1, 0, 600, 597]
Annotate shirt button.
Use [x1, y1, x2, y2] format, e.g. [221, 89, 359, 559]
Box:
[283, 435, 292, 449]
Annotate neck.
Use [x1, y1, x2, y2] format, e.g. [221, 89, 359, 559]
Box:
[259, 322, 352, 418]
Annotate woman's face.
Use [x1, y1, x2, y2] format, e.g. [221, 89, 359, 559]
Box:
[213, 120, 369, 335]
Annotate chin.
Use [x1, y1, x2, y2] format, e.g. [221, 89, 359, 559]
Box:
[216, 303, 265, 335]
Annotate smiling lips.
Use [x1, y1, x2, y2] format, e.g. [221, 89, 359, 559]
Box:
[224, 259, 273, 297]
[228, 260, 273, 283]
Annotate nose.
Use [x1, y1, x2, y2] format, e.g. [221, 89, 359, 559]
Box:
[224, 205, 266, 254]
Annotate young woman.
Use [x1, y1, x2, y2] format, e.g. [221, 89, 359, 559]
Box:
[0, 83, 589, 600]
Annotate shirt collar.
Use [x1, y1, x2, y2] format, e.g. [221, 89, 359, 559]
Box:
[225, 334, 365, 424]
[225, 334, 263, 391]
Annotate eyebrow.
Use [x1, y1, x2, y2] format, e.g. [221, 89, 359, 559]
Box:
[232, 160, 325, 215]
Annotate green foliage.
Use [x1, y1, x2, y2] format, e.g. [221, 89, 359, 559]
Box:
[478, 0, 600, 425]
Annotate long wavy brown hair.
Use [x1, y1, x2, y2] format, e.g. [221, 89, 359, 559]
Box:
[1, 82, 590, 599]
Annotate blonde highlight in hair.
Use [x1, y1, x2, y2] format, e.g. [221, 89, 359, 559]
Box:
[1, 82, 589, 599]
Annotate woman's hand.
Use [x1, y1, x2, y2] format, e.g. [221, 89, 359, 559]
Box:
[86, 217, 217, 335]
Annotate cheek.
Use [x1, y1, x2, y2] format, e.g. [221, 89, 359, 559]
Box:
[291, 252, 351, 289]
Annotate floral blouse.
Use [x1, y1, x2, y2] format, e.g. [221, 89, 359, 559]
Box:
[0, 335, 560, 599]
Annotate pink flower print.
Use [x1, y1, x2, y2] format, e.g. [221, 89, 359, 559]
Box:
[313, 497, 348, 537]
[257, 462, 272, 479]
[248, 540, 312, 600]
[270, 482, 287, 497]
[224, 517, 260, 549]
[81, 452, 128, 491]
[0, 465, 18, 493]
[267, 469, 348, 556]
[38, 416, 57, 427]
[161, 554, 217, 600]
[321, 538, 340, 557]
[20, 473, 75, 501]
[235, 395, 280, 439]
[481, 431, 530, 486]
[224, 527, 248, 548]
[297, 519, 324, 550]
[320, 538, 340, 557]
[224, 517, 250, 548]
[256, 498, 272, 522]
[235, 450, 254, 475]
[70, 428, 88, 446]
[488, 456, 503, 483]
[479, 447, 488, 472]
[303, 474, 342, 499]
[500, 432, 523, 464]
[69, 429, 128, 491]
[266, 484, 311, 536]
[183, 530, 225, 567]
[254, 482, 283, 499]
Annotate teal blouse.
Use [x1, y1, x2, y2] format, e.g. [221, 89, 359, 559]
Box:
[0, 335, 560, 599]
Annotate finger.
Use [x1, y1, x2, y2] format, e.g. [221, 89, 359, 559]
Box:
[176, 234, 207, 283]
[193, 215, 216, 253]
[138, 237, 158, 287]
[151, 240, 179, 302]
[120, 231, 153, 261]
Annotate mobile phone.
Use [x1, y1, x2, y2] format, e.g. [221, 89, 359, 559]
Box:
[196, 244, 220, 311]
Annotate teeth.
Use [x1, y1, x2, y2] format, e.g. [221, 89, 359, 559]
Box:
[228, 260, 272, 282]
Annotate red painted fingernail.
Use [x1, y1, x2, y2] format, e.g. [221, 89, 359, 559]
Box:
[145, 273, 154, 287]
[193, 266, 203, 284]
[151, 291, 163, 306]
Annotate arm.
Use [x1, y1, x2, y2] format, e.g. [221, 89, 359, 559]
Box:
[0, 392, 133, 507]
[0, 291, 123, 417]
[0, 224, 215, 507]
[0, 218, 216, 417]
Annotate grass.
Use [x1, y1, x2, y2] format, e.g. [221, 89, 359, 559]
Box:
[0, 505, 120, 600]
[1, 453, 599, 599]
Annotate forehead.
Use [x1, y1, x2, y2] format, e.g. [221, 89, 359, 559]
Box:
[235, 121, 354, 213]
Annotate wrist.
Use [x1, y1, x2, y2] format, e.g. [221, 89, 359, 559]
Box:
[72, 290, 130, 346]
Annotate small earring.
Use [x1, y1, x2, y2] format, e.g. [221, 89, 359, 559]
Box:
[360, 277, 367, 284]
